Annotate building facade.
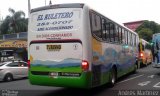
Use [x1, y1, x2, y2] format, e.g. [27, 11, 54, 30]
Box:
[123, 20, 145, 31]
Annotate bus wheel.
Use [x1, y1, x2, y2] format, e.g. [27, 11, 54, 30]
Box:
[109, 68, 116, 87]
[132, 64, 137, 73]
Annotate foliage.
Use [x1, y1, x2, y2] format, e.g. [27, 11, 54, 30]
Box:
[0, 16, 11, 34]
[0, 8, 28, 34]
[136, 20, 160, 42]
[145, 43, 152, 50]
[138, 28, 153, 41]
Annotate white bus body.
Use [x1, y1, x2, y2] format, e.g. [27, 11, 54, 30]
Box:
[28, 3, 139, 88]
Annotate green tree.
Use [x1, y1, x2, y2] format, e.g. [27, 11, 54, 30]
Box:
[0, 16, 11, 34]
[136, 20, 160, 41]
[0, 8, 28, 34]
[136, 20, 160, 34]
[138, 28, 153, 41]
[8, 8, 27, 33]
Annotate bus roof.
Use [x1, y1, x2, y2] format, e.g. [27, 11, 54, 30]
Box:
[30, 3, 138, 37]
[31, 3, 85, 13]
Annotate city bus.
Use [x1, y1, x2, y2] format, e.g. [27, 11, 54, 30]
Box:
[138, 39, 152, 67]
[28, 3, 139, 88]
[152, 33, 160, 68]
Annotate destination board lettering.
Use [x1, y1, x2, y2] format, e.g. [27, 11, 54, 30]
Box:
[37, 12, 73, 21]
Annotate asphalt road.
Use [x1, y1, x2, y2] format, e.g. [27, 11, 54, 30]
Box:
[0, 64, 160, 96]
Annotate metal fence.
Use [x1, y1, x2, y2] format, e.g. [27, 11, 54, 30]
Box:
[0, 32, 27, 40]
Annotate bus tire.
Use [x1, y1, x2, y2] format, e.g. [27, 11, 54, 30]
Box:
[109, 68, 116, 87]
[132, 64, 137, 73]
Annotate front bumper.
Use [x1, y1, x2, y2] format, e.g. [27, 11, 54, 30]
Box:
[28, 71, 92, 89]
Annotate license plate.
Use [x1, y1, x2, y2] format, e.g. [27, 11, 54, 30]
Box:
[46, 45, 61, 51]
[49, 72, 58, 78]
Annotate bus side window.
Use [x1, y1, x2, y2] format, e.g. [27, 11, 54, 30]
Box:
[90, 12, 102, 40]
[102, 18, 107, 41]
[109, 23, 115, 42]
[128, 32, 131, 46]
[118, 27, 121, 43]
[131, 34, 136, 47]
[115, 25, 119, 43]
[102, 20, 115, 42]
[122, 28, 125, 44]
[130, 33, 133, 46]
[125, 30, 128, 45]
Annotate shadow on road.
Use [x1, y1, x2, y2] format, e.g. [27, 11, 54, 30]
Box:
[0, 77, 28, 83]
[156, 72, 160, 76]
[37, 84, 111, 96]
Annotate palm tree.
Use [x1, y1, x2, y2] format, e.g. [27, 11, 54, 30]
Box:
[8, 8, 27, 33]
[0, 8, 28, 34]
[0, 16, 11, 34]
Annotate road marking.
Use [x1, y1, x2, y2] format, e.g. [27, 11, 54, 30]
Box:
[138, 81, 151, 86]
[117, 74, 144, 84]
[153, 82, 160, 88]
[148, 75, 155, 78]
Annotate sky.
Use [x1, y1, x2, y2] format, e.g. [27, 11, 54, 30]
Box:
[0, 0, 160, 24]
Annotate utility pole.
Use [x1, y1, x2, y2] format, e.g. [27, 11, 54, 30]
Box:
[28, 0, 31, 16]
[45, 0, 46, 6]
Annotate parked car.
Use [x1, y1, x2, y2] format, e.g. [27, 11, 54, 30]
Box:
[0, 60, 28, 82]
